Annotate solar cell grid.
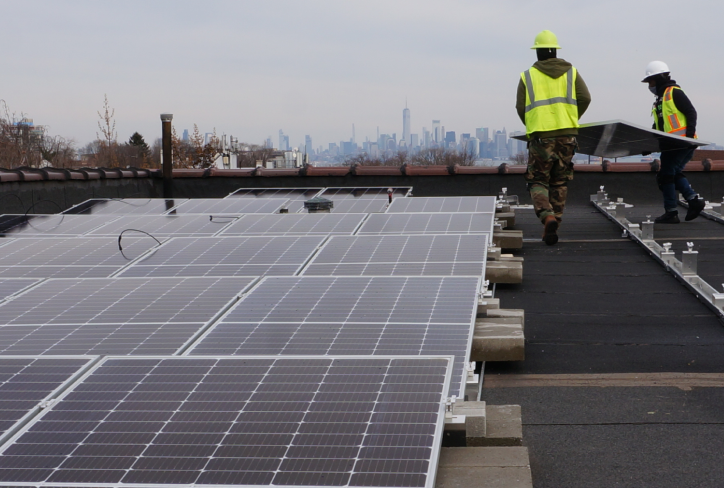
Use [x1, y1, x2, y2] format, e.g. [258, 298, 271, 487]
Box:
[0, 215, 116, 237]
[301, 234, 488, 276]
[358, 213, 494, 235]
[226, 188, 323, 213]
[316, 198, 389, 214]
[219, 213, 366, 236]
[320, 187, 411, 199]
[116, 236, 325, 278]
[0, 237, 159, 279]
[85, 215, 235, 237]
[0, 277, 257, 326]
[170, 198, 289, 215]
[63, 199, 186, 215]
[0, 356, 452, 487]
[0, 279, 41, 302]
[387, 196, 497, 213]
[0, 357, 92, 443]
[188, 276, 479, 396]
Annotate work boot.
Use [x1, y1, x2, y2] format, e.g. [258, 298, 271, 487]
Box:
[542, 215, 559, 245]
[654, 211, 680, 224]
[685, 197, 705, 221]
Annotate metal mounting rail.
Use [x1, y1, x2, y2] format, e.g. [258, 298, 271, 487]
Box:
[591, 192, 724, 321]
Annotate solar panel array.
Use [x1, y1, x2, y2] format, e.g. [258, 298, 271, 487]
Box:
[0, 356, 451, 487]
[0, 188, 497, 487]
[0, 237, 158, 278]
[359, 212, 495, 235]
[117, 236, 326, 277]
[0, 357, 93, 443]
[188, 276, 479, 396]
[63, 198, 187, 215]
[387, 196, 498, 213]
[302, 234, 489, 276]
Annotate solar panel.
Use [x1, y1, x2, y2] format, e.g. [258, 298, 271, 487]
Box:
[0, 279, 41, 301]
[219, 213, 366, 236]
[170, 198, 290, 215]
[188, 276, 479, 396]
[301, 234, 488, 276]
[63, 199, 187, 215]
[387, 196, 497, 213]
[0, 355, 452, 487]
[315, 199, 389, 214]
[116, 236, 326, 278]
[85, 215, 236, 237]
[0, 356, 93, 445]
[226, 188, 323, 213]
[0, 237, 159, 278]
[0, 215, 116, 237]
[0, 277, 257, 326]
[320, 187, 411, 199]
[357, 213, 495, 235]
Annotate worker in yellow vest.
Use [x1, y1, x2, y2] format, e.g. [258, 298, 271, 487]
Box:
[642, 61, 705, 223]
[517, 30, 591, 245]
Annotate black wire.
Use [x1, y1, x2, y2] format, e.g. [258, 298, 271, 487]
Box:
[23, 199, 65, 232]
[118, 229, 163, 260]
[107, 198, 154, 207]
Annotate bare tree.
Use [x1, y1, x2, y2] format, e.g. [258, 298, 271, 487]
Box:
[511, 152, 527, 165]
[96, 94, 119, 166]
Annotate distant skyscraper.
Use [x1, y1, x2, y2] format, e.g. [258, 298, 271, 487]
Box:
[423, 128, 430, 148]
[182, 129, 189, 141]
[476, 128, 489, 144]
[402, 105, 411, 146]
[278, 130, 290, 151]
[410, 134, 419, 149]
[432, 120, 441, 143]
[305, 135, 313, 155]
[445, 131, 456, 146]
[494, 128, 508, 159]
[468, 137, 480, 157]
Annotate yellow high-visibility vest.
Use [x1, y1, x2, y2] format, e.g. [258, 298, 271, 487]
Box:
[521, 67, 579, 136]
[653, 86, 694, 138]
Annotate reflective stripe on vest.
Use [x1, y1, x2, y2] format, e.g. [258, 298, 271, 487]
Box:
[521, 67, 579, 136]
[653, 86, 689, 137]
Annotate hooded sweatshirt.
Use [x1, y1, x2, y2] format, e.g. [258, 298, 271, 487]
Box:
[516, 58, 592, 139]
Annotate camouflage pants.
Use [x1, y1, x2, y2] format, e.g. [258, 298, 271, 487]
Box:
[525, 136, 577, 224]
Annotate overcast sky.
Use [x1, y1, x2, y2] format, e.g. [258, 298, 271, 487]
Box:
[5, 0, 724, 149]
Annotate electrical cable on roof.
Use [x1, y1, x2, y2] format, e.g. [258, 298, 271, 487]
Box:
[107, 198, 154, 207]
[23, 199, 65, 232]
[118, 229, 162, 260]
[0, 193, 24, 210]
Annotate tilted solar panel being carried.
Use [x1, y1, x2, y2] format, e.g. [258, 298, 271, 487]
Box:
[0, 279, 41, 301]
[62, 198, 187, 215]
[0, 356, 94, 445]
[0, 237, 159, 278]
[188, 276, 479, 396]
[85, 214, 235, 237]
[0, 277, 257, 356]
[219, 213, 366, 236]
[170, 198, 290, 215]
[226, 188, 323, 213]
[0, 355, 452, 487]
[0, 215, 115, 238]
[358, 213, 494, 235]
[301, 234, 488, 276]
[116, 236, 326, 278]
[387, 196, 497, 214]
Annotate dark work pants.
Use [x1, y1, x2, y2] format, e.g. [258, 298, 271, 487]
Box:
[658, 146, 697, 212]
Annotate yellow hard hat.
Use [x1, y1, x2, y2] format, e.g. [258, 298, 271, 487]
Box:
[531, 30, 561, 49]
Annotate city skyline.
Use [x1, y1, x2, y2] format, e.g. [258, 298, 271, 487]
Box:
[3, 1, 723, 150]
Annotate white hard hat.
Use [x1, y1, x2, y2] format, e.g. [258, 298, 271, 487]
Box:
[642, 60, 670, 82]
